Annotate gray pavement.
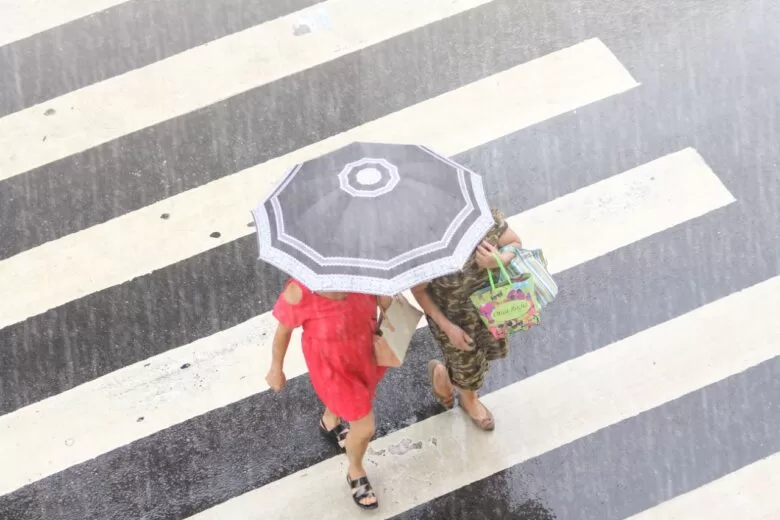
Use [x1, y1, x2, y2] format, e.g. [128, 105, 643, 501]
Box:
[0, 0, 778, 518]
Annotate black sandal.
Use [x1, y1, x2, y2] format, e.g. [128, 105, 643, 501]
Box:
[319, 417, 349, 450]
[346, 474, 378, 510]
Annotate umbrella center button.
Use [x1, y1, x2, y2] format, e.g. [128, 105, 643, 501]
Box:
[356, 167, 382, 186]
[338, 157, 400, 198]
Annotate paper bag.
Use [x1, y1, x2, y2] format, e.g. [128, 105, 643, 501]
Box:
[374, 294, 423, 367]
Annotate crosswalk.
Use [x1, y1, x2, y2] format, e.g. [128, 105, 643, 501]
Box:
[1, 0, 778, 519]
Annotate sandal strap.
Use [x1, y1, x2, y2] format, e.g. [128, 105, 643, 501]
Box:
[320, 418, 348, 435]
[346, 475, 378, 510]
[347, 476, 375, 499]
[354, 486, 375, 501]
[320, 418, 350, 448]
[348, 476, 370, 489]
[332, 422, 349, 440]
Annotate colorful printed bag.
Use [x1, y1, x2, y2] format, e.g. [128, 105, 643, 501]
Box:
[496, 246, 558, 309]
[469, 254, 541, 339]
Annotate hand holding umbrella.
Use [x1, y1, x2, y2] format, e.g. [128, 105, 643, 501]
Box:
[475, 240, 514, 269]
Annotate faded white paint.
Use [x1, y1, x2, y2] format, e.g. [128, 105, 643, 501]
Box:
[0, 37, 639, 330]
[187, 273, 780, 519]
[626, 452, 780, 519]
[0, 0, 499, 181]
[0, 148, 735, 496]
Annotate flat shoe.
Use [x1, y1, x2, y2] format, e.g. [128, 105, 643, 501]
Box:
[460, 401, 495, 431]
[428, 360, 454, 409]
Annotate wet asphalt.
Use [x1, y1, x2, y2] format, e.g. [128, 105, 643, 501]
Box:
[0, 0, 779, 518]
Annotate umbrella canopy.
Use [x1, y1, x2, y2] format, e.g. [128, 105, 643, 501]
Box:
[251, 141, 495, 295]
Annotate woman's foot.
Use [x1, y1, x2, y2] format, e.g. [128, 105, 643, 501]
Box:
[320, 413, 349, 449]
[346, 468, 378, 509]
[458, 392, 495, 431]
[428, 360, 454, 409]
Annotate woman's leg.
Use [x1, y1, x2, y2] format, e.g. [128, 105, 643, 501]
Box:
[320, 407, 349, 449]
[321, 407, 339, 428]
[440, 338, 495, 430]
[457, 332, 509, 429]
[345, 411, 378, 508]
[458, 389, 493, 430]
[429, 359, 455, 408]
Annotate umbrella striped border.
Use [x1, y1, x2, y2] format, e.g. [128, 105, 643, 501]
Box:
[251, 143, 496, 294]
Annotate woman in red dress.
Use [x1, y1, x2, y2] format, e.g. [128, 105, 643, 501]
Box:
[265, 279, 391, 510]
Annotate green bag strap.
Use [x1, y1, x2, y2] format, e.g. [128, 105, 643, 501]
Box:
[486, 252, 514, 291]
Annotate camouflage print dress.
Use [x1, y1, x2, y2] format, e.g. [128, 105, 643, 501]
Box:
[424, 207, 510, 391]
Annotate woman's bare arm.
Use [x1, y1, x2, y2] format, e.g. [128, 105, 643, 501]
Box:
[477, 224, 523, 268]
[410, 283, 450, 331]
[494, 225, 523, 265]
[269, 282, 302, 371]
[265, 323, 293, 392]
[411, 283, 473, 350]
[498, 225, 522, 248]
[270, 323, 293, 370]
[377, 295, 393, 311]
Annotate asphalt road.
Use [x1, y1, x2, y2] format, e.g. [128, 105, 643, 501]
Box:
[0, 0, 778, 518]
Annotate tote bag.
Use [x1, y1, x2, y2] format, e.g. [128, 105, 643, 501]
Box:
[497, 245, 558, 309]
[469, 254, 541, 339]
[373, 293, 423, 367]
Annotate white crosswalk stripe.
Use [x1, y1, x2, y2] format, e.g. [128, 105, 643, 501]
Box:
[0, 147, 734, 495]
[626, 452, 780, 520]
[0, 0, 496, 183]
[0, 1, 776, 519]
[189, 273, 780, 519]
[0, 37, 639, 330]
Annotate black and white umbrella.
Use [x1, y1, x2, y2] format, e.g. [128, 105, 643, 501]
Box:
[251, 141, 495, 295]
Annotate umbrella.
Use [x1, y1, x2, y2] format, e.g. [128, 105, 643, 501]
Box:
[251, 141, 495, 295]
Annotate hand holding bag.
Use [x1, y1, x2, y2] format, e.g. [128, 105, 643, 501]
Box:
[373, 293, 423, 367]
[497, 245, 558, 309]
[469, 253, 541, 339]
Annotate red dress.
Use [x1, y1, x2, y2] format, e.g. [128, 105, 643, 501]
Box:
[272, 279, 387, 421]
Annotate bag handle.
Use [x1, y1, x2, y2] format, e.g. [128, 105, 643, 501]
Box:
[376, 295, 398, 335]
[375, 296, 385, 335]
[487, 252, 514, 292]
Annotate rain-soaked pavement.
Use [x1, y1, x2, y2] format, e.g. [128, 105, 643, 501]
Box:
[1, 0, 779, 519]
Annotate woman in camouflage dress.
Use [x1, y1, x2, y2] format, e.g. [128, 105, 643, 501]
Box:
[411, 208, 522, 430]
